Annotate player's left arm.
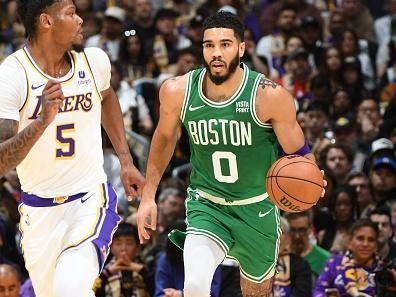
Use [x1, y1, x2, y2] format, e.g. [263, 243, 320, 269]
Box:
[256, 77, 314, 161]
[101, 87, 145, 198]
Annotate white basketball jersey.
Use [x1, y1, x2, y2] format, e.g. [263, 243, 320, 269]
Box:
[12, 47, 107, 197]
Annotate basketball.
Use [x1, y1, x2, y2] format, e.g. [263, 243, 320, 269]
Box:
[266, 155, 323, 212]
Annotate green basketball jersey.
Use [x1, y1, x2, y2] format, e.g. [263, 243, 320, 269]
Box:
[181, 64, 278, 201]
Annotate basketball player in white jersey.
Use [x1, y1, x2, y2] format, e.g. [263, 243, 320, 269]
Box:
[0, 1, 145, 296]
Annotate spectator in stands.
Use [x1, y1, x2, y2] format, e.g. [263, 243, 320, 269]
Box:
[273, 217, 312, 297]
[97, 223, 151, 297]
[157, 47, 200, 86]
[331, 116, 358, 152]
[341, 56, 368, 106]
[304, 101, 329, 154]
[80, 12, 101, 43]
[368, 138, 395, 167]
[256, 4, 297, 76]
[0, 264, 20, 297]
[298, 15, 323, 70]
[185, 15, 204, 51]
[375, 0, 396, 47]
[85, 6, 126, 61]
[75, 0, 92, 14]
[242, 27, 269, 75]
[285, 212, 330, 280]
[347, 171, 376, 218]
[310, 75, 332, 106]
[154, 220, 221, 297]
[319, 143, 354, 184]
[336, 28, 376, 91]
[156, 188, 185, 238]
[314, 219, 379, 297]
[259, 0, 322, 37]
[280, 34, 304, 78]
[369, 207, 396, 261]
[325, 9, 347, 46]
[129, 0, 156, 55]
[318, 47, 343, 91]
[389, 198, 396, 243]
[357, 98, 383, 145]
[369, 156, 396, 205]
[328, 88, 353, 121]
[278, 47, 313, 104]
[318, 185, 359, 253]
[110, 62, 153, 136]
[341, 0, 375, 42]
[119, 29, 158, 82]
[152, 8, 191, 72]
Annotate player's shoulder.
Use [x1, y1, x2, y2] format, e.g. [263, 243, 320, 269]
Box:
[256, 75, 286, 98]
[160, 73, 189, 95]
[81, 47, 110, 65]
[0, 51, 25, 78]
[158, 74, 189, 107]
[1, 50, 23, 68]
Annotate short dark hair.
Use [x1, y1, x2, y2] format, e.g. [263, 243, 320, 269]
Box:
[369, 206, 392, 226]
[113, 222, 139, 243]
[284, 211, 311, 224]
[17, 0, 60, 38]
[203, 11, 244, 42]
[350, 218, 379, 237]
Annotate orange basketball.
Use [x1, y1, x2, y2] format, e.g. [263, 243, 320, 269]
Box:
[266, 155, 323, 212]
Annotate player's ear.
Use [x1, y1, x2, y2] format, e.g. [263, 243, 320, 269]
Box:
[239, 41, 245, 58]
[39, 13, 53, 29]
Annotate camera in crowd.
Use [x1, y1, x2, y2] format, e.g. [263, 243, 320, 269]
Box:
[375, 259, 396, 296]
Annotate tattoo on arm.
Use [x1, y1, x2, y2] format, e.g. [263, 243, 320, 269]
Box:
[258, 77, 277, 89]
[0, 119, 46, 176]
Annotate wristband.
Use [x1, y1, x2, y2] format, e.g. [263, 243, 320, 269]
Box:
[279, 139, 311, 156]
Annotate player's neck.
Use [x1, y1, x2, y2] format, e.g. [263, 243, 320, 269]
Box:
[27, 40, 70, 78]
[204, 66, 244, 102]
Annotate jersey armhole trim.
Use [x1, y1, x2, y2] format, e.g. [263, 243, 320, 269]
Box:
[81, 50, 104, 102]
[13, 56, 29, 115]
[180, 71, 192, 122]
[250, 74, 272, 128]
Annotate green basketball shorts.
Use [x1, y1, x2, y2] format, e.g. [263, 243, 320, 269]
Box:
[169, 187, 281, 283]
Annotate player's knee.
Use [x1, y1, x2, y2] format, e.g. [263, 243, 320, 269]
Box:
[184, 279, 211, 297]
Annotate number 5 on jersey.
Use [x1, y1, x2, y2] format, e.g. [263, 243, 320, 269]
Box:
[56, 124, 75, 159]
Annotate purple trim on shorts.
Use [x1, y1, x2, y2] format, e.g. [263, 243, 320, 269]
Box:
[21, 192, 87, 207]
[92, 182, 121, 272]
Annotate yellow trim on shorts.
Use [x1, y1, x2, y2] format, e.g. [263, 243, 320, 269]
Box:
[60, 183, 106, 253]
[17, 204, 26, 256]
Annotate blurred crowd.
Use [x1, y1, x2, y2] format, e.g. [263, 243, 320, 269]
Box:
[1, 0, 396, 296]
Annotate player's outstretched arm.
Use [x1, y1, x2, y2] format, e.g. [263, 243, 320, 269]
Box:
[0, 80, 64, 177]
[101, 86, 145, 199]
[136, 75, 186, 243]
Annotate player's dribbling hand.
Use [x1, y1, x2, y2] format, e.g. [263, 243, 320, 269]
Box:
[136, 197, 157, 244]
[38, 80, 65, 126]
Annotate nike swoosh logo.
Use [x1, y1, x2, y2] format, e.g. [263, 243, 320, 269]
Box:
[188, 104, 205, 112]
[31, 83, 45, 90]
[81, 194, 94, 203]
[258, 207, 273, 218]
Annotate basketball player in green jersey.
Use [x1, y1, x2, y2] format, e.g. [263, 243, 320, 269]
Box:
[137, 12, 323, 296]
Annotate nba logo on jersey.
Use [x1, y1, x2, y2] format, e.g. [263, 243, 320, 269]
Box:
[79, 71, 85, 79]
